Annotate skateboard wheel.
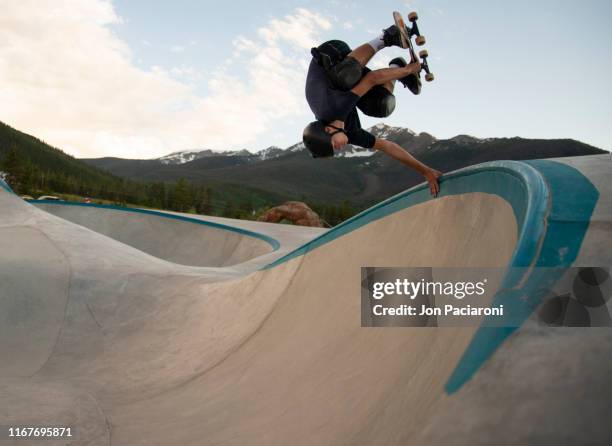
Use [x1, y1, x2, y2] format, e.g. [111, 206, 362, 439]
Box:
[408, 11, 418, 22]
[419, 49, 429, 59]
[415, 35, 426, 46]
[425, 73, 434, 82]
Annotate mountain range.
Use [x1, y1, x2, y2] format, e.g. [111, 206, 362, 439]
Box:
[147, 124, 424, 165]
[82, 123, 607, 206]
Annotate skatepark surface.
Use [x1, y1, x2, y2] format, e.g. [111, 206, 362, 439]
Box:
[1, 155, 611, 445]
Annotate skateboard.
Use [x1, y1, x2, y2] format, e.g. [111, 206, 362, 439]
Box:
[393, 11, 434, 95]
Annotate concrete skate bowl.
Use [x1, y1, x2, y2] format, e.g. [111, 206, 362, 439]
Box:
[0, 155, 611, 445]
[32, 201, 278, 267]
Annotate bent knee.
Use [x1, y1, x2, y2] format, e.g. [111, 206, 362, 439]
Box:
[357, 86, 396, 118]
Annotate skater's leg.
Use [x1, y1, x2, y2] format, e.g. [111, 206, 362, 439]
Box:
[348, 24, 407, 67]
[357, 84, 396, 118]
[348, 43, 376, 67]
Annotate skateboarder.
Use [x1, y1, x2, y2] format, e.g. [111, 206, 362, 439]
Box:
[303, 24, 441, 197]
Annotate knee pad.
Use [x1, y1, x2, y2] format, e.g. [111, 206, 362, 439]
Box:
[357, 85, 396, 118]
[326, 56, 363, 91]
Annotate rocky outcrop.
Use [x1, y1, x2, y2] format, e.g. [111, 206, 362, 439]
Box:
[258, 201, 327, 227]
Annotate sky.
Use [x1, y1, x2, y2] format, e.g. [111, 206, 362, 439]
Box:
[1, 0, 611, 159]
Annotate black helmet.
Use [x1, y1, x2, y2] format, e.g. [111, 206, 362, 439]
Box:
[303, 121, 334, 158]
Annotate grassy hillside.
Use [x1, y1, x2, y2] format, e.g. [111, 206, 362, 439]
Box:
[0, 121, 287, 219]
[0, 121, 123, 187]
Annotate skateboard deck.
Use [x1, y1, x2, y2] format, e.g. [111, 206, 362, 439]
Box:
[392, 11, 434, 95]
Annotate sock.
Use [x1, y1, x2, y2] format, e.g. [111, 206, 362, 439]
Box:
[368, 33, 386, 52]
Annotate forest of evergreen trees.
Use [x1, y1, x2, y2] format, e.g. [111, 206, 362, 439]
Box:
[0, 144, 357, 226]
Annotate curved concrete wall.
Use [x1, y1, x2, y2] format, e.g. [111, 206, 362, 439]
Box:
[33, 202, 277, 267]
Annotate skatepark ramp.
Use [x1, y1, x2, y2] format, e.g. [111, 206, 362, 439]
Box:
[0, 155, 610, 445]
[32, 202, 279, 267]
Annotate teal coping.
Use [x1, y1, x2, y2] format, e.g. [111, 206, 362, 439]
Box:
[445, 160, 598, 392]
[0, 177, 13, 193]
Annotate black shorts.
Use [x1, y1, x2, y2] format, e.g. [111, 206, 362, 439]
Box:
[306, 59, 360, 121]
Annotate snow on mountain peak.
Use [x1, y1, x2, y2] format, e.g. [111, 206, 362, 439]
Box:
[257, 146, 284, 160]
[157, 150, 204, 165]
[449, 134, 483, 144]
[288, 142, 305, 152]
[368, 123, 416, 139]
[335, 145, 376, 158]
[157, 148, 257, 164]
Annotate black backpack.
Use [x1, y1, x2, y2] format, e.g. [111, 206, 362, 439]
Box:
[311, 40, 362, 91]
[311, 40, 352, 71]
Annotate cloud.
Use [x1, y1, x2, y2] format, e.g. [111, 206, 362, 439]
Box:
[169, 65, 204, 84]
[257, 8, 331, 50]
[0, 1, 331, 158]
[232, 36, 258, 55]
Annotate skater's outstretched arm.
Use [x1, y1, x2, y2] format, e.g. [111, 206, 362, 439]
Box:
[373, 138, 442, 197]
[351, 61, 421, 97]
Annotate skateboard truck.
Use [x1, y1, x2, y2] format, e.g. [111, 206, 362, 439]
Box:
[393, 10, 435, 93]
[418, 49, 435, 82]
[407, 12, 434, 81]
[406, 11, 434, 82]
[407, 12, 426, 46]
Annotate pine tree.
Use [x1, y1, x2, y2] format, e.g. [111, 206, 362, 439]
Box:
[196, 186, 214, 215]
[1, 144, 26, 193]
[149, 182, 166, 208]
[339, 200, 354, 222]
[223, 201, 236, 218]
[173, 178, 191, 212]
[21, 160, 39, 195]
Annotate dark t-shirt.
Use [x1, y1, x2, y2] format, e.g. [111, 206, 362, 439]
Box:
[305, 59, 376, 149]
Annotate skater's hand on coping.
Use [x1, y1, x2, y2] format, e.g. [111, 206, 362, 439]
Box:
[425, 168, 442, 197]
